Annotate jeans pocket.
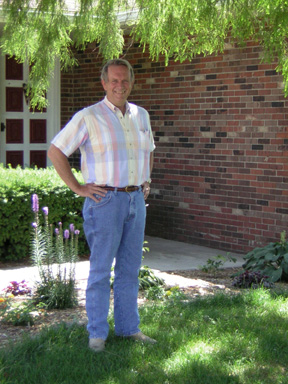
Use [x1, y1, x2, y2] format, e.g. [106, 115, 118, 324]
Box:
[83, 192, 112, 218]
[91, 192, 112, 208]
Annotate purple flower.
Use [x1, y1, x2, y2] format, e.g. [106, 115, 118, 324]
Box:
[64, 229, 70, 239]
[55, 228, 59, 235]
[31, 222, 37, 228]
[42, 207, 49, 216]
[31, 194, 39, 212]
[74, 230, 80, 235]
[69, 224, 75, 232]
[58, 222, 62, 227]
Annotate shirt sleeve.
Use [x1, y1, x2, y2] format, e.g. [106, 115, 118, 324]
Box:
[148, 114, 156, 152]
[51, 111, 88, 157]
[144, 109, 156, 152]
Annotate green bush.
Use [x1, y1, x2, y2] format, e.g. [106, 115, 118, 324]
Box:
[242, 231, 288, 282]
[0, 165, 89, 261]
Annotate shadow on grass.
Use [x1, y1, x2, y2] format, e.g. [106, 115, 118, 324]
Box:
[1, 289, 288, 383]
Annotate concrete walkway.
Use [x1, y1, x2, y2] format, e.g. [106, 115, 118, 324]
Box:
[0, 236, 245, 291]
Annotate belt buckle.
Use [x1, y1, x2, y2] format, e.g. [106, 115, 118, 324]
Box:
[125, 186, 130, 192]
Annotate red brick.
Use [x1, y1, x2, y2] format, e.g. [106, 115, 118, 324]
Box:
[60, 39, 288, 254]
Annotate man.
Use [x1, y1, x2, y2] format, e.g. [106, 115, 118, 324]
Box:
[48, 59, 155, 352]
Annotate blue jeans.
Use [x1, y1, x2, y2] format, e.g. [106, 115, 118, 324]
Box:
[83, 188, 146, 340]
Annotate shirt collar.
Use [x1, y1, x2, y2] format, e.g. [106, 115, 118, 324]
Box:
[104, 96, 131, 115]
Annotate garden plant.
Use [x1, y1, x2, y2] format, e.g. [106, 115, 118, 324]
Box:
[199, 253, 237, 275]
[242, 231, 288, 283]
[30, 193, 80, 309]
[232, 270, 274, 289]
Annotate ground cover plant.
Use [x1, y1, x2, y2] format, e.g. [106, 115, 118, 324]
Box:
[1, 288, 288, 384]
[242, 231, 288, 283]
[232, 270, 274, 289]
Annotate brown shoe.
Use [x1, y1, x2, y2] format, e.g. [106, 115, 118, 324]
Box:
[127, 332, 157, 344]
[89, 338, 105, 352]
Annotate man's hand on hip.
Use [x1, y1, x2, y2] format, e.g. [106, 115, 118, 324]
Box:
[77, 184, 107, 203]
[142, 181, 151, 200]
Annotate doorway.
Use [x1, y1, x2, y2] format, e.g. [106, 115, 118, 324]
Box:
[0, 54, 60, 168]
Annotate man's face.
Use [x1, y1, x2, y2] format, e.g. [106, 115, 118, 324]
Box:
[101, 65, 134, 110]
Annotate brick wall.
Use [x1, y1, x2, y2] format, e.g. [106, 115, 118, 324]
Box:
[61, 39, 288, 254]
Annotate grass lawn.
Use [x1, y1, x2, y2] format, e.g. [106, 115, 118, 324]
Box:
[1, 288, 288, 384]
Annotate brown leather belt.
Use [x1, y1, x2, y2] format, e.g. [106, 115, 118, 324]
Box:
[103, 186, 140, 192]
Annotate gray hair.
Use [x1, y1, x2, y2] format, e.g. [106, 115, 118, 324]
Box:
[101, 59, 135, 83]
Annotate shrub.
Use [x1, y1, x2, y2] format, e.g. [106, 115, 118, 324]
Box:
[0, 165, 88, 261]
[242, 231, 288, 282]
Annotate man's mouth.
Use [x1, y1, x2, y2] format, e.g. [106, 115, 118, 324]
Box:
[114, 90, 126, 95]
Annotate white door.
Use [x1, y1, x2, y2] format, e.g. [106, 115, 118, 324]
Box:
[0, 54, 60, 167]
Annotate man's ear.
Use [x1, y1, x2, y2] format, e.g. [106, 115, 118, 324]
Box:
[101, 79, 107, 91]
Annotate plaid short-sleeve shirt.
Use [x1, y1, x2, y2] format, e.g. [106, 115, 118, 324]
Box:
[52, 97, 155, 187]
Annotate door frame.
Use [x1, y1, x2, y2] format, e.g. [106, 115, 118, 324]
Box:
[0, 54, 60, 167]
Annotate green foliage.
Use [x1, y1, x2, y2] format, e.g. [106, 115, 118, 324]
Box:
[138, 265, 165, 290]
[0, 293, 47, 326]
[133, 0, 229, 65]
[145, 285, 187, 301]
[1, 290, 288, 383]
[138, 243, 165, 290]
[34, 278, 78, 310]
[1, 299, 45, 326]
[242, 231, 288, 283]
[0, 165, 88, 261]
[144, 285, 166, 301]
[165, 285, 187, 301]
[199, 253, 237, 274]
[2, 0, 288, 108]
